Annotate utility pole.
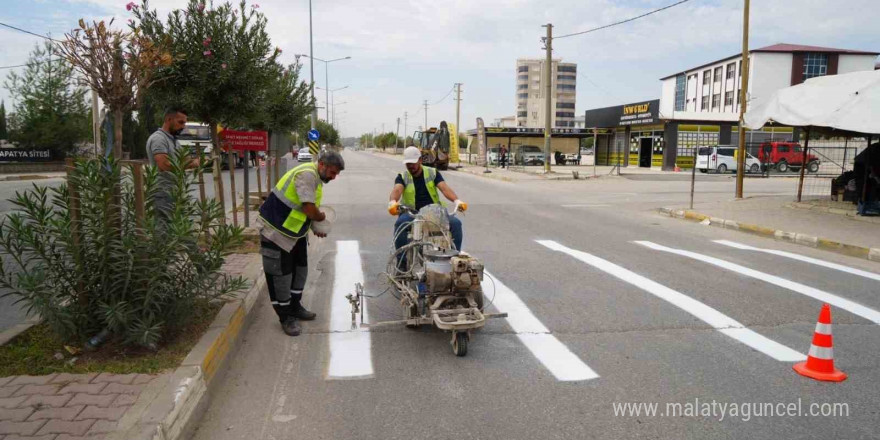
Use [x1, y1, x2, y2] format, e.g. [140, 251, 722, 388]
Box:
[396, 117, 401, 152]
[424, 100, 429, 132]
[308, 0, 316, 131]
[542, 23, 553, 173]
[735, 0, 750, 199]
[404, 112, 408, 147]
[455, 83, 462, 160]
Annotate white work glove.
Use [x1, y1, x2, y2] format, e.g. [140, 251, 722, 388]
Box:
[453, 199, 468, 213]
[388, 200, 400, 216]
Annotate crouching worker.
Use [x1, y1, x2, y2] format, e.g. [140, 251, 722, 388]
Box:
[257, 151, 344, 336]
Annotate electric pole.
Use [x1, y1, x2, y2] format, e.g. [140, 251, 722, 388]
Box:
[404, 112, 408, 147]
[424, 100, 429, 133]
[455, 83, 462, 160]
[396, 117, 401, 152]
[542, 23, 553, 173]
[308, 0, 316, 131]
[735, 0, 750, 199]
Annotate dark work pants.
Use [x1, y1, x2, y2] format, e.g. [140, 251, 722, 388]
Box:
[260, 236, 309, 323]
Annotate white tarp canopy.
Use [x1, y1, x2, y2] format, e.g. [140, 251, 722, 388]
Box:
[744, 69, 880, 135]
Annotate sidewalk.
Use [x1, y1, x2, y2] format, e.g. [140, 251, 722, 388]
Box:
[661, 196, 880, 261]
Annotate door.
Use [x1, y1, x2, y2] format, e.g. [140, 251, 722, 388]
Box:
[639, 137, 652, 168]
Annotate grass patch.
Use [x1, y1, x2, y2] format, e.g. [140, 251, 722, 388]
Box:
[0, 301, 222, 377]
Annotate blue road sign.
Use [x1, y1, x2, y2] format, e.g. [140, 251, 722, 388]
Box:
[308, 129, 320, 141]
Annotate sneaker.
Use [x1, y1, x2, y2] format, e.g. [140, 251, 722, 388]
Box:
[292, 306, 317, 321]
[281, 317, 301, 336]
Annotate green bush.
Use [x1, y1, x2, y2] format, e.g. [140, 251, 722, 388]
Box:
[0, 149, 246, 349]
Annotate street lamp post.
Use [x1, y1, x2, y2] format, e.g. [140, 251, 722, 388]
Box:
[299, 54, 351, 122]
[316, 85, 349, 127]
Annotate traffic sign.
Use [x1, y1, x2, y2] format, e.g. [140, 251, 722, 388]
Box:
[308, 129, 320, 141]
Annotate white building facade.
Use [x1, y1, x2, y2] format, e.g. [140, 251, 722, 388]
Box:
[516, 59, 577, 128]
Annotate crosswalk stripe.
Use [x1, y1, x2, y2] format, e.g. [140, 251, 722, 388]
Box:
[482, 271, 599, 381]
[636, 241, 880, 325]
[714, 240, 880, 282]
[536, 240, 806, 362]
[327, 241, 373, 379]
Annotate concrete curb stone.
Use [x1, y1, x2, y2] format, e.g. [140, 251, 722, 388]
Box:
[658, 207, 878, 264]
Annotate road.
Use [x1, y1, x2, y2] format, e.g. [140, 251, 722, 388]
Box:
[190, 150, 880, 440]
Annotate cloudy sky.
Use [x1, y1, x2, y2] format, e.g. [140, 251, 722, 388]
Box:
[1, 0, 878, 138]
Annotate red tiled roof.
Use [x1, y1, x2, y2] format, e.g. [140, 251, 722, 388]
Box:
[752, 43, 878, 55]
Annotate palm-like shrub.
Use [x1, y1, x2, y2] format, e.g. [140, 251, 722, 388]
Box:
[0, 149, 246, 349]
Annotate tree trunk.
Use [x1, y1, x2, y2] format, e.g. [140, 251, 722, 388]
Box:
[113, 109, 124, 159]
[209, 122, 226, 225]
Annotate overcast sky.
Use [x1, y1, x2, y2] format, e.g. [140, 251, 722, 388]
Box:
[1, 0, 878, 138]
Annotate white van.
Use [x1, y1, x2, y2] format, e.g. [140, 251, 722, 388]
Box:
[696, 145, 761, 174]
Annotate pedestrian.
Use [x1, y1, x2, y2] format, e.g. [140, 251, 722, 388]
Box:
[146, 107, 201, 220]
[500, 146, 509, 169]
[257, 151, 345, 336]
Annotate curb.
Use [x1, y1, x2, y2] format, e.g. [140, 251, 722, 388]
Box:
[0, 174, 58, 182]
[107, 258, 265, 440]
[0, 316, 41, 346]
[658, 207, 880, 263]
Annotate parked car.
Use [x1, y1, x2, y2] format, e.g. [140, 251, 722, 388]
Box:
[297, 147, 313, 162]
[517, 145, 545, 165]
[488, 147, 500, 165]
[696, 145, 762, 174]
[757, 141, 820, 173]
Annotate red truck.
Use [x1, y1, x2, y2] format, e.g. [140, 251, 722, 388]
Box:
[757, 141, 820, 173]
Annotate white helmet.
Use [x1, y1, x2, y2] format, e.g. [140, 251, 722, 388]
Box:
[403, 146, 421, 164]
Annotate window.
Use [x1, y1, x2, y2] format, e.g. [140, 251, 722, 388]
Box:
[558, 65, 577, 73]
[736, 89, 741, 105]
[674, 74, 686, 111]
[556, 102, 575, 109]
[738, 60, 742, 77]
[778, 146, 790, 153]
[517, 93, 528, 99]
[557, 84, 576, 91]
[713, 67, 722, 83]
[726, 63, 736, 80]
[532, 112, 538, 119]
[718, 148, 735, 157]
[517, 111, 527, 117]
[555, 112, 575, 118]
[703, 69, 711, 85]
[518, 74, 528, 81]
[803, 53, 828, 79]
[557, 75, 576, 81]
[701, 96, 709, 111]
[518, 65, 529, 73]
[724, 91, 733, 106]
[712, 93, 721, 108]
[517, 84, 528, 90]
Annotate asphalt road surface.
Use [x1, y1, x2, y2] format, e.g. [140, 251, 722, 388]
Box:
[190, 150, 880, 440]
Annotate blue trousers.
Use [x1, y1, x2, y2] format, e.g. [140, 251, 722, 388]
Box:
[394, 212, 463, 252]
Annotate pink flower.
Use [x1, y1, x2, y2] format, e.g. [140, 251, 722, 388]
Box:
[202, 37, 211, 47]
[203, 50, 212, 57]
[276, 47, 282, 54]
[251, 3, 259, 8]
[221, 63, 227, 69]
[126, 1, 136, 11]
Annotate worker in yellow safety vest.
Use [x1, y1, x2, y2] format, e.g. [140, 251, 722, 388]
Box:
[257, 151, 344, 337]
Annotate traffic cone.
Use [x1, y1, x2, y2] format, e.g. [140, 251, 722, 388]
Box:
[793, 304, 847, 382]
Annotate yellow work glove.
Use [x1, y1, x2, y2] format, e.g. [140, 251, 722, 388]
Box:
[454, 200, 467, 212]
[388, 201, 400, 216]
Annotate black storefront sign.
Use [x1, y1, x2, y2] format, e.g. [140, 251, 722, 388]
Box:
[584, 99, 660, 128]
[474, 127, 590, 136]
[0, 148, 53, 162]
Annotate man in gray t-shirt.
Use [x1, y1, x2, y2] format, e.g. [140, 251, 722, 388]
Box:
[146, 107, 201, 217]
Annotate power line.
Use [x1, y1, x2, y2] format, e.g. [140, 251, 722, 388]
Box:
[432, 85, 455, 105]
[0, 22, 61, 42]
[555, 0, 693, 40]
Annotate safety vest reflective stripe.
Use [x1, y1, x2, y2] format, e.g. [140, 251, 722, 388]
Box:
[401, 166, 443, 209]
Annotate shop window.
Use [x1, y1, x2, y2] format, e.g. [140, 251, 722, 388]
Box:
[712, 93, 721, 108]
[726, 63, 736, 80]
[714, 66, 722, 83]
[724, 91, 734, 106]
[703, 70, 711, 85]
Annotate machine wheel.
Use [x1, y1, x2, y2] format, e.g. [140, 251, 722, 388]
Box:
[716, 164, 728, 174]
[749, 163, 760, 174]
[807, 161, 820, 173]
[776, 160, 789, 173]
[452, 332, 469, 357]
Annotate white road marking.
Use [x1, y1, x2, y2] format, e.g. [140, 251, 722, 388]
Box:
[636, 241, 880, 325]
[327, 240, 373, 379]
[714, 240, 880, 282]
[561, 204, 611, 208]
[482, 271, 599, 381]
[536, 240, 805, 362]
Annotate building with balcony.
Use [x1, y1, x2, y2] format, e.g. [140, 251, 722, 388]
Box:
[516, 59, 577, 128]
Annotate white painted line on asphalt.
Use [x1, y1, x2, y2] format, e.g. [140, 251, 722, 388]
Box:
[561, 204, 611, 208]
[636, 241, 880, 325]
[714, 240, 880, 282]
[327, 240, 373, 379]
[482, 271, 599, 381]
[536, 240, 805, 362]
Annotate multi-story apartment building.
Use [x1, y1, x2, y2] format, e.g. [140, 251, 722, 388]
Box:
[516, 59, 577, 128]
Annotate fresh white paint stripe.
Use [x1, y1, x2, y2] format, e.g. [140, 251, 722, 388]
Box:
[327, 241, 373, 379]
[636, 241, 880, 325]
[536, 240, 805, 362]
[482, 271, 599, 381]
[561, 204, 611, 208]
[714, 240, 880, 282]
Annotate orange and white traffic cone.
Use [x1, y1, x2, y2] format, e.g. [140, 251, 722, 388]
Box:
[793, 304, 847, 382]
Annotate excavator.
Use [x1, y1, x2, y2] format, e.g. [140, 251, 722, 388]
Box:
[410, 120, 453, 170]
